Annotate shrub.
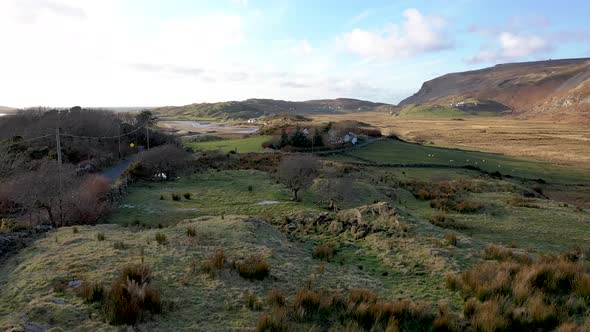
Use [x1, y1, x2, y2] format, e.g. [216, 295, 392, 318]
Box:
[103, 264, 161, 325]
[445, 233, 458, 246]
[159, 194, 165, 200]
[312, 244, 337, 261]
[186, 226, 196, 237]
[233, 255, 270, 280]
[72, 227, 79, 234]
[183, 192, 191, 200]
[113, 241, 126, 250]
[171, 193, 181, 201]
[97, 232, 106, 241]
[248, 185, 253, 192]
[155, 232, 167, 245]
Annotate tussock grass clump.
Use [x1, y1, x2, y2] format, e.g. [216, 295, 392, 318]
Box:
[201, 248, 226, 275]
[256, 308, 288, 332]
[72, 227, 79, 234]
[232, 255, 270, 281]
[267, 289, 287, 308]
[97, 232, 106, 241]
[159, 194, 165, 200]
[429, 213, 467, 229]
[171, 193, 181, 201]
[182, 192, 191, 199]
[101, 264, 161, 325]
[483, 245, 532, 264]
[245, 291, 263, 311]
[256, 287, 460, 331]
[155, 232, 167, 245]
[445, 232, 458, 246]
[447, 248, 590, 331]
[312, 243, 337, 261]
[186, 226, 196, 237]
[78, 282, 105, 304]
[113, 241, 126, 250]
[508, 196, 539, 208]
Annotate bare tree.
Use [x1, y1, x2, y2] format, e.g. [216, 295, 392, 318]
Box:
[275, 154, 318, 201]
[133, 144, 190, 180]
[315, 175, 354, 212]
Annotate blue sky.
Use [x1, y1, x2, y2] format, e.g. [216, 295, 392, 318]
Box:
[1, 0, 589, 107]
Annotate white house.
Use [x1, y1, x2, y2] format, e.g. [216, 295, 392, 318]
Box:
[247, 118, 258, 124]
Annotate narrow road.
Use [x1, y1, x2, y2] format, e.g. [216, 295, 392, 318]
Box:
[101, 156, 136, 183]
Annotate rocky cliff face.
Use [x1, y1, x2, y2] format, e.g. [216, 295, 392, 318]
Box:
[400, 58, 590, 121]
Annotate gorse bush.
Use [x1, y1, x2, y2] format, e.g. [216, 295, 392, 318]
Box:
[182, 192, 191, 200]
[232, 255, 270, 280]
[171, 193, 181, 201]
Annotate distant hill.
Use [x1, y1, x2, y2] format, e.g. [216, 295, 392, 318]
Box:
[399, 58, 590, 121]
[0, 106, 16, 114]
[155, 98, 396, 120]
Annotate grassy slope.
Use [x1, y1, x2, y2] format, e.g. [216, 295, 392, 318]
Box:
[338, 139, 589, 184]
[0, 215, 460, 331]
[397, 104, 501, 119]
[186, 135, 272, 153]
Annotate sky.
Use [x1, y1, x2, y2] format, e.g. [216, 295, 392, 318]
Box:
[1, 0, 589, 107]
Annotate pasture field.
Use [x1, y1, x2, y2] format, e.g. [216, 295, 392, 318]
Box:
[310, 113, 590, 169]
[336, 139, 590, 184]
[108, 169, 317, 227]
[185, 135, 272, 153]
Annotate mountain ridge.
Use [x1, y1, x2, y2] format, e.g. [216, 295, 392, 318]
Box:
[155, 98, 396, 120]
[400, 57, 590, 121]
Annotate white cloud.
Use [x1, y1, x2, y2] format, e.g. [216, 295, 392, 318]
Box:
[338, 8, 451, 59]
[467, 32, 552, 63]
[291, 40, 313, 56]
[349, 9, 373, 25]
[230, 0, 248, 6]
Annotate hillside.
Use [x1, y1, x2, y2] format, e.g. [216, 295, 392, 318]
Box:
[155, 98, 396, 120]
[0, 106, 16, 114]
[400, 58, 590, 121]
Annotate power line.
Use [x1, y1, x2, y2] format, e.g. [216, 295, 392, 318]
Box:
[59, 124, 147, 140]
[0, 134, 53, 148]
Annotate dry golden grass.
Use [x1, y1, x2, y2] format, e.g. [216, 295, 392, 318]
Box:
[310, 113, 590, 169]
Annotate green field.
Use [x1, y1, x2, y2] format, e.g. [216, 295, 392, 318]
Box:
[186, 135, 272, 153]
[108, 170, 318, 227]
[338, 139, 589, 184]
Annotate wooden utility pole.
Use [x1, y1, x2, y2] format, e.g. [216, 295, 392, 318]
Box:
[55, 127, 63, 226]
[55, 127, 62, 166]
[118, 123, 121, 159]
